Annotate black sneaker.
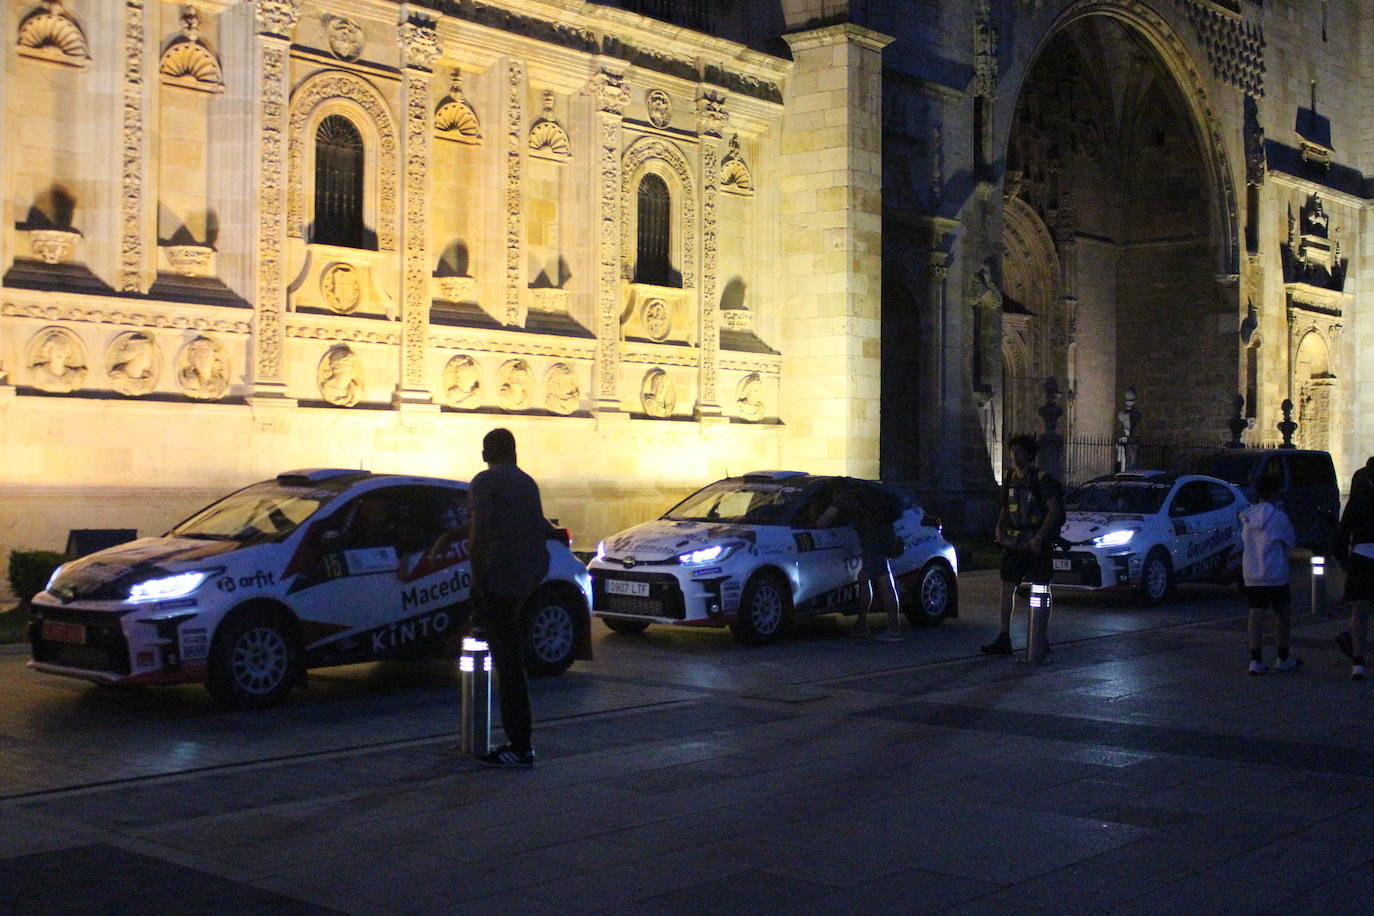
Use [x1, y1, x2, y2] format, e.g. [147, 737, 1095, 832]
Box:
[477, 745, 535, 768]
[980, 634, 1013, 656]
[1336, 630, 1354, 660]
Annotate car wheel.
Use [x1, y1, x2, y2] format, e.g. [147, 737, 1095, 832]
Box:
[602, 617, 651, 635]
[1138, 549, 1174, 606]
[207, 606, 300, 710]
[730, 572, 791, 646]
[905, 562, 955, 627]
[523, 587, 581, 677]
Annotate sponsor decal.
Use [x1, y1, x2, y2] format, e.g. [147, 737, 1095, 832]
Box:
[215, 570, 277, 594]
[691, 566, 723, 577]
[806, 581, 859, 611]
[402, 569, 471, 611]
[344, 547, 398, 574]
[1186, 526, 1235, 560]
[370, 610, 452, 653]
[180, 628, 209, 660]
[404, 536, 470, 582]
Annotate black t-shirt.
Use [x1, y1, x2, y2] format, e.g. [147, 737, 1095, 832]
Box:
[1003, 469, 1064, 538]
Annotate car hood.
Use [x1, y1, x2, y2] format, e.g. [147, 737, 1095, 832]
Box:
[45, 536, 243, 602]
[601, 519, 759, 561]
[1061, 512, 1146, 544]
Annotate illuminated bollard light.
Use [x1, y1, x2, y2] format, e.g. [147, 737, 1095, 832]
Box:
[1025, 583, 1053, 664]
[459, 636, 492, 756]
[1310, 556, 1326, 616]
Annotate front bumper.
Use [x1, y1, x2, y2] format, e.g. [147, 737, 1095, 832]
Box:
[588, 564, 732, 626]
[1050, 549, 1140, 591]
[28, 596, 207, 685]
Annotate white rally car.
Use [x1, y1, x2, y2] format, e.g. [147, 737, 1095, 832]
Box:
[1050, 471, 1248, 604]
[29, 469, 593, 708]
[588, 472, 958, 643]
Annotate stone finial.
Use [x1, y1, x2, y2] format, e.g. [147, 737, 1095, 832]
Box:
[1226, 393, 1247, 448]
[1277, 398, 1298, 449]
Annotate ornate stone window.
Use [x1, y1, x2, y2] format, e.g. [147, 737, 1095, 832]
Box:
[313, 114, 366, 249]
[636, 173, 672, 286]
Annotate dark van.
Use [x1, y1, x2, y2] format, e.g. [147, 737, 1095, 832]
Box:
[1181, 449, 1339, 551]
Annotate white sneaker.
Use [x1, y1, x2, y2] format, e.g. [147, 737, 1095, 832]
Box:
[1273, 656, 1303, 672]
[1248, 660, 1267, 676]
[1353, 665, 1367, 681]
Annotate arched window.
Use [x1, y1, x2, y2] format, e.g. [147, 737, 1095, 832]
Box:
[313, 115, 365, 248]
[636, 173, 671, 285]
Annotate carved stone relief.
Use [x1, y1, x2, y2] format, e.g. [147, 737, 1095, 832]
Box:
[120, 0, 147, 293]
[165, 244, 214, 277]
[255, 0, 301, 39]
[505, 61, 525, 327]
[735, 373, 764, 422]
[497, 359, 533, 411]
[252, 4, 297, 388]
[435, 69, 481, 143]
[26, 327, 87, 392]
[1181, 0, 1265, 97]
[325, 14, 363, 61]
[441, 355, 482, 409]
[719, 135, 754, 196]
[177, 336, 229, 400]
[544, 363, 580, 415]
[592, 68, 630, 405]
[640, 367, 675, 418]
[528, 91, 571, 162]
[317, 345, 362, 406]
[645, 89, 672, 128]
[642, 299, 672, 341]
[27, 228, 79, 264]
[696, 91, 728, 138]
[721, 304, 751, 331]
[320, 263, 362, 313]
[1283, 193, 1347, 292]
[16, 0, 91, 68]
[160, 6, 223, 92]
[106, 331, 161, 396]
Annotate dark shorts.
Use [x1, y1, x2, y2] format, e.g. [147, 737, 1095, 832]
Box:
[859, 548, 890, 581]
[1344, 553, 1374, 603]
[1244, 584, 1291, 611]
[1001, 548, 1053, 585]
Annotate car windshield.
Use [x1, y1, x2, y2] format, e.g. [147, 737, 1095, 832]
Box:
[1191, 453, 1259, 487]
[663, 479, 806, 525]
[1064, 480, 1170, 514]
[169, 481, 337, 544]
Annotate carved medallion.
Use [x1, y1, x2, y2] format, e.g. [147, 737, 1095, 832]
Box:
[640, 367, 676, 418]
[642, 299, 671, 341]
[646, 89, 672, 128]
[326, 15, 364, 62]
[735, 373, 765, 422]
[175, 336, 229, 400]
[317, 345, 362, 406]
[106, 332, 161, 396]
[441, 354, 482, 409]
[26, 326, 87, 392]
[544, 363, 580, 415]
[321, 263, 361, 314]
[497, 359, 534, 411]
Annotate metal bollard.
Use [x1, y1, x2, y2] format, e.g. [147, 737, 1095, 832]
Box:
[1310, 556, 1326, 616]
[459, 636, 492, 756]
[1025, 583, 1053, 664]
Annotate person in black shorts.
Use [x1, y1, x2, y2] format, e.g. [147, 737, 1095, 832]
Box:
[1239, 474, 1300, 674]
[1335, 456, 1374, 681]
[982, 434, 1064, 656]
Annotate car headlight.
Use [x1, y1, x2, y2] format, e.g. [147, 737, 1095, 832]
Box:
[677, 544, 737, 565]
[594, 540, 606, 562]
[1091, 528, 1138, 549]
[127, 571, 210, 603]
[45, 563, 68, 592]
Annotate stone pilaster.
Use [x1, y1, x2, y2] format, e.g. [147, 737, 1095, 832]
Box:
[248, 0, 299, 404]
[590, 68, 630, 414]
[696, 91, 728, 418]
[118, 0, 149, 293]
[504, 59, 525, 327]
[394, 7, 441, 409]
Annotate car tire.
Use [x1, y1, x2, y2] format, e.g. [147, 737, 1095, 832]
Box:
[602, 617, 651, 635]
[904, 561, 956, 627]
[206, 606, 300, 710]
[522, 586, 582, 677]
[1138, 548, 1174, 606]
[730, 572, 791, 646]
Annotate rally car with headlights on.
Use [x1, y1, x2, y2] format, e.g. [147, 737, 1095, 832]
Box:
[1050, 471, 1248, 604]
[29, 469, 592, 708]
[587, 471, 958, 644]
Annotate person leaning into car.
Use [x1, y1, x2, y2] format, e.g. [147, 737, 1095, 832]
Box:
[468, 428, 555, 768]
[982, 433, 1065, 657]
[1334, 455, 1374, 681]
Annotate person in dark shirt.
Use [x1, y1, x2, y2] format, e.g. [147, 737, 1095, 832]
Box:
[818, 480, 903, 640]
[468, 428, 553, 767]
[1335, 455, 1374, 681]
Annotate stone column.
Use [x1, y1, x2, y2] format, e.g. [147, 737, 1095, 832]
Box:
[696, 91, 728, 419]
[503, 59, 525, 327]
[394, 7, 441, 410]
[590, 68, 630, 415]
[118, 0, 151, 293]
[779, 24, 893, 477]
[248, 0, 299, 405]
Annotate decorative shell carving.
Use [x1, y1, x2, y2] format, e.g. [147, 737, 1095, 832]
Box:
[435, 68, 481, 143]
[320, 263, 362, 314]
[17, 1, 91, 68]
[646, 88, 672, 128]
[543, 363, 580, 415]
[735, 373, 765, 422]
[325, 15, 364, 62]
[26, 326, 87, 392]
[160, 9, 223, 96]
[496, 359, 534, 411]
[720, 135, 754, 196]
[642, 299, 672, 341]
[640, 367, 676, 418]
[441, 354, 482, 409]
[528, 90, 571, 162]
[317, 345, 362, 406]
[106, 332, 162, 397]
[175, 336, 229, 401]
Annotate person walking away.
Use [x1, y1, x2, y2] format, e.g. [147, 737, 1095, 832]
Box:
[818, 479, 904, 640]
[1334, 455, 1374, 681]
[1240, 475, 1301, 675]
[982, 434, 1065, 656]
[468, 428, 553, 767]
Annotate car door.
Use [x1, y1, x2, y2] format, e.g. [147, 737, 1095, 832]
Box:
[1166, 480, 1218, 583]
[386, 485, 471, 655]
[788, 484, 860, 612]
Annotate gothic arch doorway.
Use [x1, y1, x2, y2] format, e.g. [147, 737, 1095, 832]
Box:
[1293, 330, 1334, 451]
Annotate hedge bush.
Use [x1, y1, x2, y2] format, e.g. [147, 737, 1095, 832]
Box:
[8, 550, 67, 606]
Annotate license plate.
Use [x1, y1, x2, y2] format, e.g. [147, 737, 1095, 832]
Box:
[42, 621, 86, 645]
[605, 579, 649, 597]
[1052, 558, 1072, 571]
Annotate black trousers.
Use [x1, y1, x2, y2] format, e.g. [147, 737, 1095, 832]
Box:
[479, 594, 532, 753]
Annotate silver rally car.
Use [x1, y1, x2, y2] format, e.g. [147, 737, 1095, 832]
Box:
[29, 469, 593, 708]
[588, 471, 958, 644]
[1051, 471, 1249, 604]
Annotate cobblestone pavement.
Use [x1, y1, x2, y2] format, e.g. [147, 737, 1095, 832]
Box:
[1, 570, 1369, 914]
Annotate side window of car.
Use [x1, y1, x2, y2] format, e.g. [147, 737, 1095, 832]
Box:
[1169, 482, 1209, 517]
[1289, 455, 1334, 488]
[1255, 455, 1286, 493]
[342, 493, 402, 550]
[1206, 482, 1235, 511]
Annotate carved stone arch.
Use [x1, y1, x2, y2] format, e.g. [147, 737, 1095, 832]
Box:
[160, 39, 223, 92]
[17, 1, 91, 68]
[1001, 196, 1062, 314]
[1293, 327, 1334, 451]
[288, 70, 399, 251]
[621, 136, 697, 289]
